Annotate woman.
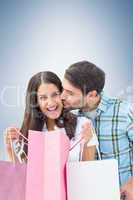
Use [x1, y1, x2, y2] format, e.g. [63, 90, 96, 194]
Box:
[5, 71, 96, 162]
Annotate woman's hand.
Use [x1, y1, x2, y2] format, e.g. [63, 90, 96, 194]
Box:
[4, 127, 20, 162]
[80, 121, 93, 146]
[5, 127, 19, 146]
[80, 120, 96, 161]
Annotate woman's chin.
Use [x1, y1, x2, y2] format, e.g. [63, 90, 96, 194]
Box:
[47, 111, 61, 120]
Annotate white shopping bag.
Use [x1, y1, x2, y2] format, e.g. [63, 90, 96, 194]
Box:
[67, 159, 120, 200]
[67, 125, 120, 200]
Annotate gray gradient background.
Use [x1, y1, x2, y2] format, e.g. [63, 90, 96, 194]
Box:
[0, 0, 133, 160]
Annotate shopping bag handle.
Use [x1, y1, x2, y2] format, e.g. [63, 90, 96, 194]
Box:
[69, 137, 83, 151]
[9, 128, 28, 163]
[69, 130, 101, 161]
[17, 130, 28, 142]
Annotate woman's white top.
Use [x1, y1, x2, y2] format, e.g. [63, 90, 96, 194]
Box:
[13, 117, 98, 163]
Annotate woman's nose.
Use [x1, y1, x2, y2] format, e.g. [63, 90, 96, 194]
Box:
[47, 97, 55, 106]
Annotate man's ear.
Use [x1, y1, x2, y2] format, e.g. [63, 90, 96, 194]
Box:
[87, 90, 97, 99]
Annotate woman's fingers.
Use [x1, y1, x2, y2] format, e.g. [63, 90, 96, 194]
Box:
[81, 122, 93, 144]
[5, 127, 19, 144]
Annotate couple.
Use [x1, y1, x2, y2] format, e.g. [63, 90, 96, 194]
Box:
[5, 63, 97, 163]
[6, 61, 133, 200]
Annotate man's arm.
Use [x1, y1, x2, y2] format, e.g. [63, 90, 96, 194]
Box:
[120, 104, 133, 200]
[120, 177, 133, 200]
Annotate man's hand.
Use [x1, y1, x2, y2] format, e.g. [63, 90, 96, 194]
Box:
[120, 176, 133, 200]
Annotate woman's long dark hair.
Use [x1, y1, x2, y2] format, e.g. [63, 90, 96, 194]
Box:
[20, 71, 77, 148]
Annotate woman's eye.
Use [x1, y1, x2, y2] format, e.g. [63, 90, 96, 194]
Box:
[39, 96, 47, 100]
[52, 92, 60, 98]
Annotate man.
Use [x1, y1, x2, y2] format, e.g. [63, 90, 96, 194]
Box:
[61, 61, 133, 200]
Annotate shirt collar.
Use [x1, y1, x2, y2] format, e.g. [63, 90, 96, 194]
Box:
[96, 93, 110, 115]
[78, 92, 112, 117]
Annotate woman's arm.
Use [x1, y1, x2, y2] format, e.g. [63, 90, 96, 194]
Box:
[82, 145, 96, 161]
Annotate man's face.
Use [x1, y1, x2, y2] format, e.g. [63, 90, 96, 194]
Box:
[61, 78, 86, 109]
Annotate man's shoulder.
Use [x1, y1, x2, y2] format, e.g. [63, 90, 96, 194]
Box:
[101, 94, 133, 115]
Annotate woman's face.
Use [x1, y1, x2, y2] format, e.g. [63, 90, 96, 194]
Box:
[37, 83, 63, 119]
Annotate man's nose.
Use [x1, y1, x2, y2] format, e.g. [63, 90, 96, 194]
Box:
[61, 91, 66, 100]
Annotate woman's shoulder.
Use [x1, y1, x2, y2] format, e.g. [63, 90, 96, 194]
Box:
[77, 116, 91, 125]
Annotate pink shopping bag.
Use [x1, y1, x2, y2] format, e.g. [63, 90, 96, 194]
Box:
[0, 161, 26, 200]
[25, 129, 70, 200]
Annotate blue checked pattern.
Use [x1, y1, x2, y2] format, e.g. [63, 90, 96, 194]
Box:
[80, 93, 133, 188]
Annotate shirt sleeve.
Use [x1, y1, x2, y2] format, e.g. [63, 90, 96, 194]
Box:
[126, 104, 133, 142]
